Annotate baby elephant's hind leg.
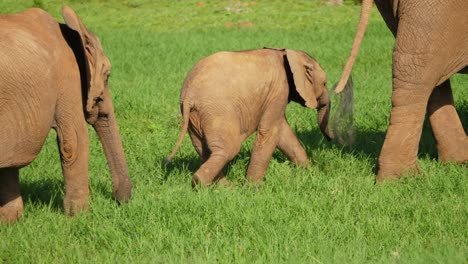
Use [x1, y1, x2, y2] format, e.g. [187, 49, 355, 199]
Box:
[191, 126, 240, 188]
[0, 168, 23, 223]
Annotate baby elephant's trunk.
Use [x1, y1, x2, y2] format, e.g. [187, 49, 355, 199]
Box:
[317, 89, 334, 141]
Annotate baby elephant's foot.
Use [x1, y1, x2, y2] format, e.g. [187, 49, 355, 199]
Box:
[191, 173, 214, 189]
[295, 158, 310, 168]
[216, 177, 233, 188]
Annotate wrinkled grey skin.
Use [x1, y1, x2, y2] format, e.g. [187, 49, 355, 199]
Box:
[0, 7, 132, 223]
[335, 0, 468, 181]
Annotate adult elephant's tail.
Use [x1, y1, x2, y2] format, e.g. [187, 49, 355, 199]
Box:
[334, 0, 374, 94]
[164, 101, 191, 164]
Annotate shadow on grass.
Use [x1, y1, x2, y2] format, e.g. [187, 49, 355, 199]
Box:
[161, 154, 200, 182]
[20, 177, 63, 212]
[296, 126, 383, 164]
[20, 177, 127, 211]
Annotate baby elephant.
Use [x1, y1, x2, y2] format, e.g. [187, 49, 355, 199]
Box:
[166, 48, 334, 187]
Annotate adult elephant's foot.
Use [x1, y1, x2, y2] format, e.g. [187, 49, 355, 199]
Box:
[0, 197, 23, 223]
[376, 161, 422, 183]
[438, 138, 468, 164]
[427, 81, 468, 165]
[0, 168, 23, 223]
[63, 197, 89, 216]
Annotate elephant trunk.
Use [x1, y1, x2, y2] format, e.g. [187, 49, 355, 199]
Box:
[92, 91, 132, 203]
[317, 89, 334, 141]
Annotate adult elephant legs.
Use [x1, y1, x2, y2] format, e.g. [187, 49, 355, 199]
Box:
[377, 75, 430, 180]
[377, 44, 436, 181]
[55, 118, 90, 216]
[375, 7, 466, 181]
[0, 168, 23, 223]
[427, 80, 468, 163]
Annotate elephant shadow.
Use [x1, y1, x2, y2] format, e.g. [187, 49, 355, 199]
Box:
[20, 178, 64, 212]
[161, 154, 203, 181]
[19, 176, 119, 212]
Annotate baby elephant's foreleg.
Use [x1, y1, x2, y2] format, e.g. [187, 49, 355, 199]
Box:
[277, 119, 309, 167]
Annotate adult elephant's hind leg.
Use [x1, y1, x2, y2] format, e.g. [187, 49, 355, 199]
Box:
[0, 168, 23, 223]
[427, 80, 468, 163]
[377, 46, 437, 181]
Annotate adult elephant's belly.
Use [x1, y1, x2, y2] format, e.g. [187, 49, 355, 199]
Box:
[0, 93, 56, 168]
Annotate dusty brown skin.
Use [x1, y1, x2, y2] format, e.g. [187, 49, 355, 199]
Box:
[167, 48, 333, 187]
[0, 7, 132, 223]
[335, 0, 468, 181]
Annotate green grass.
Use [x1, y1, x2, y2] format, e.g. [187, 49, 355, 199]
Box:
[1, 0, 467, 263]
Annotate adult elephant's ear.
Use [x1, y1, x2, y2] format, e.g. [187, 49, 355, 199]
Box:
[285, 50, 318, 109]
[62, 6, 101, 123]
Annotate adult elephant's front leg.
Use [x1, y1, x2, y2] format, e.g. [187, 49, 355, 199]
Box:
[55, 119, 90, 215]
[427, 80, 468, 163]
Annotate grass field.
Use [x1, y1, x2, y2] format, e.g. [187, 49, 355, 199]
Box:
[1, 0, 467, 263]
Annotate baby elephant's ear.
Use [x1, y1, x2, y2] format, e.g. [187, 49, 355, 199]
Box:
[285, 50, 318, 109]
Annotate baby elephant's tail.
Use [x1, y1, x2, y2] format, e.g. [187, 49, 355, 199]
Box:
[164, 101, 190, 164]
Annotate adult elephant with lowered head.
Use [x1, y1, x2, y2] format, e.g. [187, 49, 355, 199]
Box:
[334, 0, 468, 181]
[0, 6, 132, 223]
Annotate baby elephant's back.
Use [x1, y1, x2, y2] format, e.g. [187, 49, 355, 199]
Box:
[181, 50, 283, 104]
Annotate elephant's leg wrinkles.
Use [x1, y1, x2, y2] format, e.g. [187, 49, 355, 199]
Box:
[427, 81, 468, 163]
[55, 119, 90, 215]
[0, 168, 23, 223]
[377, 77, 431, 181]
[377, 37, 445, 181]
